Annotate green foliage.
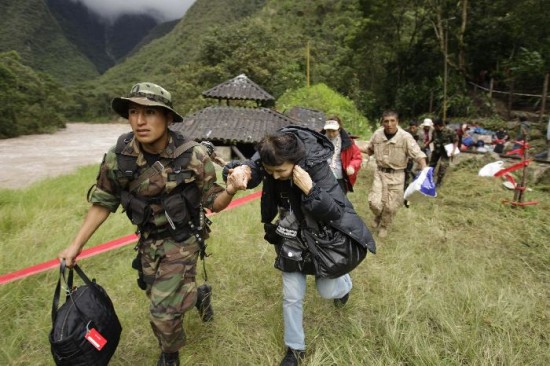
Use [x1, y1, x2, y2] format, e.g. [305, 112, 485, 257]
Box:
[501, 47, 547, 105]
[277, 83, 372, 136]
[0, 51, 66, 138]
[420, 74, 477, 119]
[505, 48, 545, 77]
[395, 81, 434, 118]
[194, 18, 307, 102]
[3, 0, 550, 127]
[0, 0, 98, 84]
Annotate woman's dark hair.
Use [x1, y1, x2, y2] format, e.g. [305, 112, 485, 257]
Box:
[256, 132, 305, 166]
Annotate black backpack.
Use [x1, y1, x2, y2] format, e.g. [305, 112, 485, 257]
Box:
[49, 262, 122, 365]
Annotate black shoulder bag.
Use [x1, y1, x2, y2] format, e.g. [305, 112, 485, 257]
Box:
[49, 262, 122, 365]
[300, 209, 367, 279]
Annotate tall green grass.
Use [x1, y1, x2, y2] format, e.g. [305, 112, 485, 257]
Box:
[1, 159, 548, 365]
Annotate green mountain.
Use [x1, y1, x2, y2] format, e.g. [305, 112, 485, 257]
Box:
[0, 0, 176, 84]
[0, 51, 66, 138]
[0, 0, 99, 84]
[94, 0, 268, 89]
[65, 0, 270, 120]
[45, 0, 168, 73]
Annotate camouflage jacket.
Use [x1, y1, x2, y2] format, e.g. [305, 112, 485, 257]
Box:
[89, 130, 223, 230]
[431, 127, 458, 152]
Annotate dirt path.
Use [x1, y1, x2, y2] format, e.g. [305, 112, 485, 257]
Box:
[0, 123, 131, 190]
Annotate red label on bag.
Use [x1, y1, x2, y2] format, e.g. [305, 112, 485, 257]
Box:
[84, 328, 107, 350]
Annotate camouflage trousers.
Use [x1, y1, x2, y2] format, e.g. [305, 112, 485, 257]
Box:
[429, 149, 450, 184]
[140, 236, 200, 353]
[368, 170, 405, 229]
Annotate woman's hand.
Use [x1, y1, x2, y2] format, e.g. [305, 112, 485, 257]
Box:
[292, 165, 313, 194]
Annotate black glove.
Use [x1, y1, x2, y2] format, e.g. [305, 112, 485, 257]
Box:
[200, 141, 215, 156]
[264, 223, 282, 245]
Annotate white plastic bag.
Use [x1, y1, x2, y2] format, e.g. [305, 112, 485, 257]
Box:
[404, 167, 437, 202]
[445, 143, 460, 156]
[478, 161, 504, 177]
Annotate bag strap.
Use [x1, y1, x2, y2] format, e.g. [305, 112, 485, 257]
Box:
[298, 207, 321, 258]
[51, 262, 64, 323]
[73, 264, 95, 287]
[51, 260, 73, 323]
[51, 261, 100, 327]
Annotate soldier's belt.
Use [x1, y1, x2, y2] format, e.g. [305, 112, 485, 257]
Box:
[377, 166, 404, 174]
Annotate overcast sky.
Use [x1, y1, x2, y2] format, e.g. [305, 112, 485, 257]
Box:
[71, 0, 196, 22]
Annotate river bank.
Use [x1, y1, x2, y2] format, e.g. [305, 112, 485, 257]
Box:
[0, 123, 130, 189]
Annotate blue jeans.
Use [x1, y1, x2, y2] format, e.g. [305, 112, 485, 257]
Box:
[282, 271, 352, 350]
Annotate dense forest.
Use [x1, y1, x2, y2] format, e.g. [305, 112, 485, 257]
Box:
[1, 0, 549, 138]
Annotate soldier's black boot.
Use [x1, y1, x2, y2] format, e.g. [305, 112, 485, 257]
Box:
[195, 284, 214, 322]
[279, 347, 305, 366]
[157, 351, 179, 366]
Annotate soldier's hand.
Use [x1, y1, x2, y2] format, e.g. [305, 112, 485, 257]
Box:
[58, 244, 82, 268]
[227, 165, 251, 192]
[346, 166, 355, 176]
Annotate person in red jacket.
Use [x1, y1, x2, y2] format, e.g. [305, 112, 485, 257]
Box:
[321, 116, 363, 194]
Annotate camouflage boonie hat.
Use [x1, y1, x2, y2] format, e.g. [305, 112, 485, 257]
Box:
[111, 82, 184, 122]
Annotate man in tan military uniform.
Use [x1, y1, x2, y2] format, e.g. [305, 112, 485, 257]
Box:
[59, 82, 245, 365]
[362, 110, 427, 238]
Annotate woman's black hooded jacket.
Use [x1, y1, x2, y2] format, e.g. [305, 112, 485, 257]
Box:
[228, 125, 375, 254]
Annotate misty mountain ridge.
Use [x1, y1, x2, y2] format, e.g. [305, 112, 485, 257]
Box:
[0, 0, 179, 84]
[46, 0, 178, 74]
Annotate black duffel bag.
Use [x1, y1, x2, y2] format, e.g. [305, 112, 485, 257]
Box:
[301, 225, 367, 279]
[49, 262, 122, 365]
[300, 208, 367, 279]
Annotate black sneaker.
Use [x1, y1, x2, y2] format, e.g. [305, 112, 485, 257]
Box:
[195, 284, 214, 322]
[157, 351, 179, 366]
[334, 292, 350, 307]
[279, 347, 305, 366]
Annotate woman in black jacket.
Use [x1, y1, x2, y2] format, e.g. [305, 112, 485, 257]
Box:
[225, 126, 375, 366]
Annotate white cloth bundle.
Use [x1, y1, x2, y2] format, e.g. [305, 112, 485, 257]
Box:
[478, 161, 504, 177]
[404, 167, 437, 202]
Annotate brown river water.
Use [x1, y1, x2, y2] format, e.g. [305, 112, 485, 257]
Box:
[0, 123, 131, 189]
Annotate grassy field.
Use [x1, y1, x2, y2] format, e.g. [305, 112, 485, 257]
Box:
[0, 158, 548, 365]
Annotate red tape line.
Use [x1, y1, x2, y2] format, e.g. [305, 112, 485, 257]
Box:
[0, 191, 261, 285]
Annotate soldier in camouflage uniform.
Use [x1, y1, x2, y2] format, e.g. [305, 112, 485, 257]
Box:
[428, 118, 458, 186]
[59, 82, 245, 366]
[361, 111, 427, 238]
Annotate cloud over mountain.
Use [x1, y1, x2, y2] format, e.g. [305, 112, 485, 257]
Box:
[70, 0, 195, 22]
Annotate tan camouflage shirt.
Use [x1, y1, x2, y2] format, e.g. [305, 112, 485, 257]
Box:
[88, 133, 224, 228]
[367, 127, 426, 170]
